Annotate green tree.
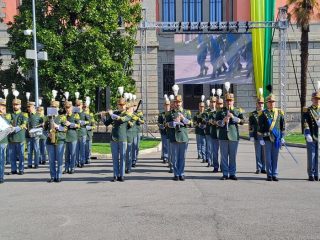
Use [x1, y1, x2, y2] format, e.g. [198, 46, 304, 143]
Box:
[287, 0, 320, 131]
[6, 0, 141, 108]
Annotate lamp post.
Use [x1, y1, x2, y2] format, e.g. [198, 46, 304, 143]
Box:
[24, 0, 39, 107]
[32, 0, 39, 107]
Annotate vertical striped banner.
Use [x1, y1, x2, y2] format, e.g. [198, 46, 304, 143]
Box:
[263, 0, 276, 98]
[250, 0, 265, 95]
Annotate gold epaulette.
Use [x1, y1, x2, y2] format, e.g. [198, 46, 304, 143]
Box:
[238, 107, 244, 113]
[258, 110, 263, 116]
[5, 113, 12, 120]
[279, 109, 284, 115]
[60, 115, 67, 122]
[303, 107, 308, 113]
[23, 112, 28, 118]
[74, 113, 80, 120]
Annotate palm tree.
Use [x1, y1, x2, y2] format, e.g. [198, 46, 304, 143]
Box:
[287, 0, 320, 131]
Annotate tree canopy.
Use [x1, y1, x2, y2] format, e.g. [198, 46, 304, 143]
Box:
[6, 0, 141, 108]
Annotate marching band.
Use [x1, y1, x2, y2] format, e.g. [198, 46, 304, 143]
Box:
[0, 82, 319, 184]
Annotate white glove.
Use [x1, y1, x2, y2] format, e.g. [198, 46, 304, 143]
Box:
[306, 134, 313, 143]
[250, 137, 254, 142]
[317, 120, 320, 127]
[259, 140, 265, 146]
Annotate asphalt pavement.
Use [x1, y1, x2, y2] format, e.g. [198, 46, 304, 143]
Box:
[0, 136, 319, 240]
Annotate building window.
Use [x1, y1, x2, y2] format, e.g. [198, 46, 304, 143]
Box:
[162, 0, 176, 22]
[183, 0, 202, 22]
[183, 84, 203, 110]
[210, 0, 223, 22]
[163, 64, 175, 95]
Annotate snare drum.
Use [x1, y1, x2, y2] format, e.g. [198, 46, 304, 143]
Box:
[29, 128, 43, 138]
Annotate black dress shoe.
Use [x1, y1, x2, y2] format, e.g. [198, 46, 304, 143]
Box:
[118, 176, 124, 182]
[132, 163, 136, 168]
[229, 175, 238, 181]
[47, 178, 55, 183]
[63, 170, 68, 174]
[314, 176, 319, 181]
[261, 170, 267, 174]
[266, 176, 272, 181]
[197, 156, 201, 159]
[213, 168, 219, 173]
[34, 165, 39, 169]
[77, 163, 80, 168]
[27, 165, 32, 169]
[179, 176, 185, 181]
[207, 163, 210, 167]
[308, 176, 315, 181]
[168, 169, 173, 173]
[272, 176, 279, 182]
[11, 171, 18, 175]
[255, 170, 260, 174]
[55, 178, 62, 183]
[111, 177, 117, 182]
[69, 170, 75, 174]
[202, 159, 205, 163]
[220, 175, 228, 180]
[18, 171, 24, 175]
[173, 176, 179, 181]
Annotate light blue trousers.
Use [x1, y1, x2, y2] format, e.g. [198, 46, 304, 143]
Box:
[27, 137, 40, 167]
[47, 143, 64, 180]
[219, 140, 238, 176]
[111, 141, 127, 177]
[9, 142, 25, 172]
[264, 141, 279, 177]
[171, 142, 188, 177]
[306, 141, 319, 177]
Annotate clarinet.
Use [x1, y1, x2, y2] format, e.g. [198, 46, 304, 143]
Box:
[226, 108, 230, 132]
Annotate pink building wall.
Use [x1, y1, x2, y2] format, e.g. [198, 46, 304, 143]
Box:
[2, 0, 19, 24]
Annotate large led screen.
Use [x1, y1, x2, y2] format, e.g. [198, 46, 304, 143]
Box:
[175, 34, 253, 85]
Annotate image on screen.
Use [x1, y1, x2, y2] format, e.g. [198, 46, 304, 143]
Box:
[175, 33, 253, 85]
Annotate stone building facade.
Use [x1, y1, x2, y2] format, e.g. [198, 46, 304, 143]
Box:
[132, 1, 320, 131]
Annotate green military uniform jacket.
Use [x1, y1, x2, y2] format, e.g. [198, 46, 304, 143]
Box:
[65, 113, 80, 142]
[104, 110, 131, 142]
[127, 113, 139, 143]
[77, 111, 87, 138]
[207, 109, 218, 139]
[8, 111, 27, 143]
[134, 110, 144, 134]
[216, 107, 244, 141]
[44, 115, 67, 145]
[248, 110, 260, 140]
[193, 111, 206, 136]
[158, 111, 167, 136]
[0, 113, 11, 144]
[167, 108, 192, 143]
[39, 114, 48, 140]
[26, 112, 43, 138]
[303, 105, 319, 141]
[84, 110, 96, 141]
[165, 111, 173, 140]
[257, 108, 285, 142]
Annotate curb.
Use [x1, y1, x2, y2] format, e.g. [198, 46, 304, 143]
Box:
[92, 142, 162, 159]
[240, 136, 306, 148]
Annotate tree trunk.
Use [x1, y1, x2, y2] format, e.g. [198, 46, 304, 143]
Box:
[300, 27, 309, 133]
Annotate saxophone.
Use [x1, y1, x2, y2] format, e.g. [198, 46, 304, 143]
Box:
[49, 116, 56, 144]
